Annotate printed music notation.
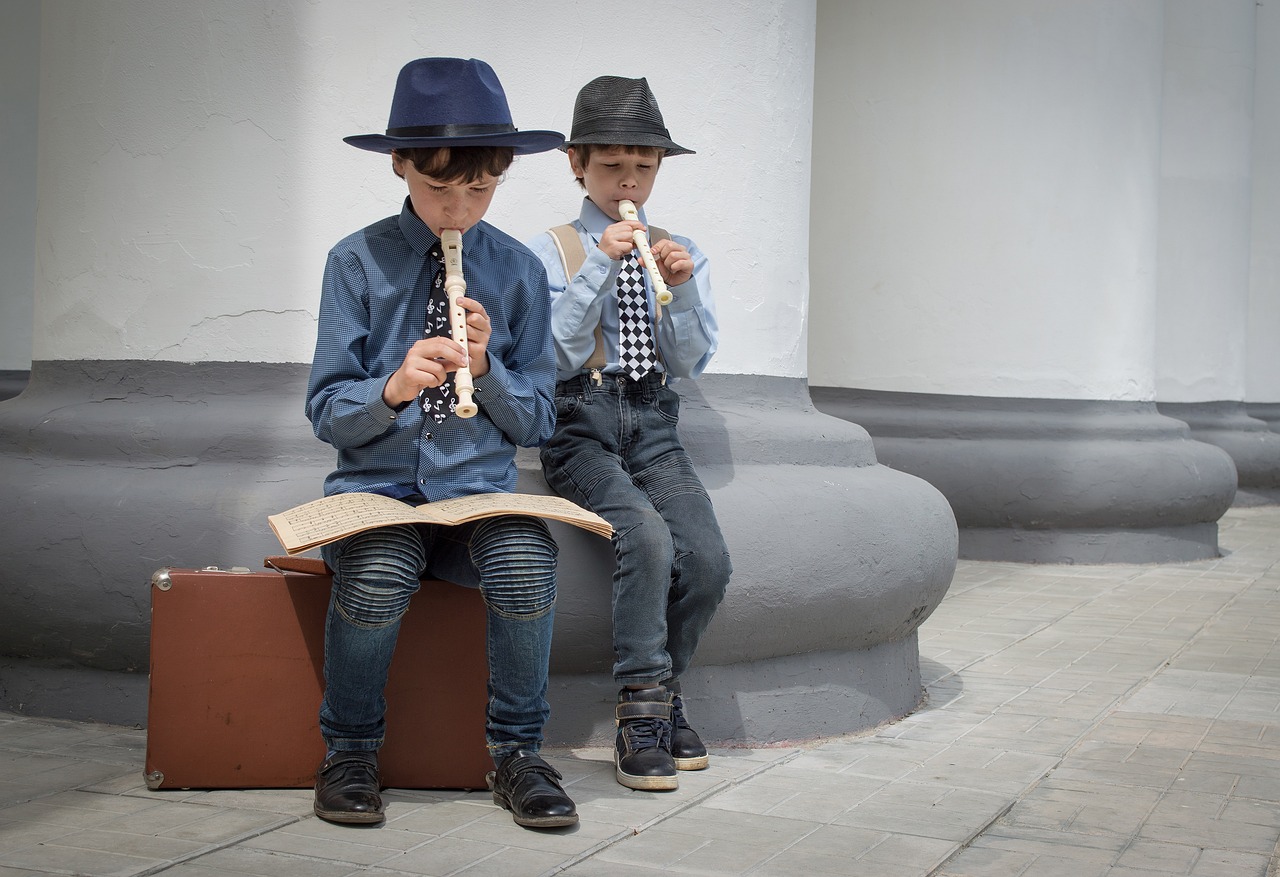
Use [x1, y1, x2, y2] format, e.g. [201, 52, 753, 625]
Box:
[268, 491, 612, 555]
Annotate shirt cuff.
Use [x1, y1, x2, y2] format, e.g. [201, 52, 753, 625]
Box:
[664, 279, 701, 312]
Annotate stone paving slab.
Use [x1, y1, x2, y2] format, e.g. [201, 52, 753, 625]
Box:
[1, 507, 1280, 875]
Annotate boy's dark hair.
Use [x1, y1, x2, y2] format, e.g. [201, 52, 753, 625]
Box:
[392, 146, 515, 182]
[570, 144, 663, 189]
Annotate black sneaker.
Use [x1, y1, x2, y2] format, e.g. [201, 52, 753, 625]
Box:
[614, 687, 678, 791]
[670, 694, 709, 770]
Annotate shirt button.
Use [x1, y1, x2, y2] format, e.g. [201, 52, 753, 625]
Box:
[419, 479, 426, 485]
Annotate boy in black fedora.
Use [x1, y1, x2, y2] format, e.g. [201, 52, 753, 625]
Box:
[306, 57, 576, 829]
[528, 76, 731, 792]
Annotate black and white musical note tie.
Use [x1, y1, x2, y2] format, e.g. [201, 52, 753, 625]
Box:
[418, 242, 459, 423]
[617, 252, 658, 381]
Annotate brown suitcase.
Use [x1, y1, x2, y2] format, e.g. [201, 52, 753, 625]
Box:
[144, 559, 491, 790]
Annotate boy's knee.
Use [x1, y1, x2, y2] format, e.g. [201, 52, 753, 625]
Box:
[330, 525, 426, 624]
[678, 548, 732, 605]
[473, 516, 558, 617]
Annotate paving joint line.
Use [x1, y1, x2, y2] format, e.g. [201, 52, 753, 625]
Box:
[921, 547, 1279, 875]
[537, 748, 804, 877]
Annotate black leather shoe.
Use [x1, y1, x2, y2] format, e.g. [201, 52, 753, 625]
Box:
[615, 687, 678, 790]
[486, 750, 578, 829]
[670, 693, 710, 771]
[314, 751, 384, 825]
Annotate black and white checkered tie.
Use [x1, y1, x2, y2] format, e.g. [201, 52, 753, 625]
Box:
[617, 252, 657, 381]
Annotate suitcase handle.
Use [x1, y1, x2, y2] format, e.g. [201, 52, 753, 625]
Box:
[263, 555, 330, 576]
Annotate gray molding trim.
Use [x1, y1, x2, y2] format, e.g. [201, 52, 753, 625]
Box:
[0, 361, 957, 743]
[1158, 400, 1280, 492]
[811, 386, 1237, 563]
[1246, 402, 1280, 432]
[0, 370, 29, 402]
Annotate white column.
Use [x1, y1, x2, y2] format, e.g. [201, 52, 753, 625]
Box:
[0, 0, 39, 378]
[810, 0, 1163, 401]
[809, 0, 1237, 561]
[29, 0, 811, 374]
[1248, 0, 1280, 428]
[1154, 0, 1280, 493]
[1155, 0, 1255, 403]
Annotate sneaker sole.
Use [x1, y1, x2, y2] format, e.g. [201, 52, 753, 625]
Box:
[673, 754, 709, 770]
[615, 765, 679, 791]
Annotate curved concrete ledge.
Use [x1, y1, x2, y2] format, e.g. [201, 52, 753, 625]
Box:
[1247, 402, 1280, 433]
[1159, 401, 1280, 506]
[0, 370, 28, 403]
[0, 362, 957, 744]
[812, 387, 1237, 563]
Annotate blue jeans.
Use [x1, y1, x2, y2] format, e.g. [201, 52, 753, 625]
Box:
[318, 514, 557, 764]
[540, 373, 731, 688]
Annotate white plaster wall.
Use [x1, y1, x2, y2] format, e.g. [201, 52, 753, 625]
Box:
[808, 0, 1165, 401]
[1154, 0, 1256, 403]
[1248, 0, 1280, 402]
[0, 0, 39, 371]
[31, 0, 815, 377]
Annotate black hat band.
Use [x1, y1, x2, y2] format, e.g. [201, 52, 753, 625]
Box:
[385, 123, 517, 138]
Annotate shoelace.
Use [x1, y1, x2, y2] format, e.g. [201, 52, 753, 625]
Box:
[622, 715, 672, 751]
[671, 696, 693, 733]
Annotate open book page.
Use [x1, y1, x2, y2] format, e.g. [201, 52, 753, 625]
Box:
[269, 492, 611, 555]
[423, 492, 610, 533]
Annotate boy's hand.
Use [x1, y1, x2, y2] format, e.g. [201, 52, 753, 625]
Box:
[649, 238, 694, 287]
[382, 297, 491, 409]
[456, 296, 492, 380]
[383, 337, 468, 408]
[598, 220, 646, 261]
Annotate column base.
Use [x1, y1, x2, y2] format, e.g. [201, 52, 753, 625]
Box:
[812, 387, 1237, 563]
[545, 635, 923, 748]
[0, 370, 28, 402]
[1158, 401, 1280, 495]
[0, 362, 957, 742]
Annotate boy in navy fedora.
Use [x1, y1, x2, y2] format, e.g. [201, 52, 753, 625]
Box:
[528, 76, 731, 792]
[306, 57, 576, 829]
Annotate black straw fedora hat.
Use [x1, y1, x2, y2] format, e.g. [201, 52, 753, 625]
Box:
[562, 76, 693, 156]
[344, 58, 564, 155]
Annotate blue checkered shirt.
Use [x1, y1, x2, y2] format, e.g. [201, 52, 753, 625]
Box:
[306, 199, 556, 501]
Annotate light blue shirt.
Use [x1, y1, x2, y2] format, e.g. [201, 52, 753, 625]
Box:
[306, 199, 556, 501]
[526, 198, 718, 382]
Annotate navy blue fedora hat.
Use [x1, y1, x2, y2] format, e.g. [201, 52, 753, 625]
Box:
[344, 58, 564, 155]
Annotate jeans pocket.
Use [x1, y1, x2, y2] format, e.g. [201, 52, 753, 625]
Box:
[655, 385, 680, 425]
[553, 394, 583, 423]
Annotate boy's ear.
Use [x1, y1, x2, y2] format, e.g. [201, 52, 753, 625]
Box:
[391, 151, 406, 179]
[567, 147, 584, 180]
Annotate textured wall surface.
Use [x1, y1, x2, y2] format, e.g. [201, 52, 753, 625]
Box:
[1155, 0, 1257, 403]
[30, 0, 815, 378]
[809, 0, 1165, 401]
[0, 0, 38, 371]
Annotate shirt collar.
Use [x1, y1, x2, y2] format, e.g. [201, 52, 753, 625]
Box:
[397, 197, 438, 257]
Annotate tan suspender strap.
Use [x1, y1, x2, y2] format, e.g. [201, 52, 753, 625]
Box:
[549, 225, 607, 371]
[547, 223, 671, 375]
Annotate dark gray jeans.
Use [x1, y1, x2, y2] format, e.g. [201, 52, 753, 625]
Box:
[541, 372, 731, 688]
